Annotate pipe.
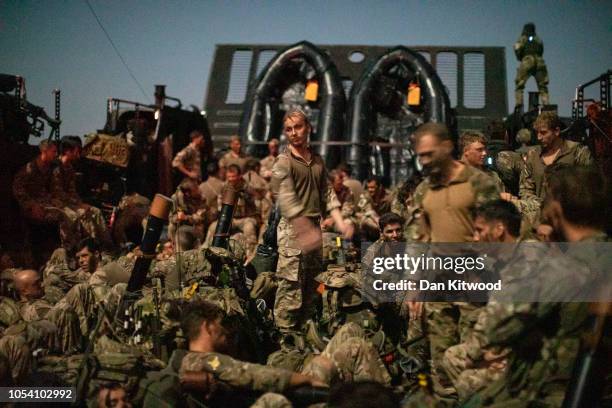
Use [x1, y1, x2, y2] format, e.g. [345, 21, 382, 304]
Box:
[240, 41, 345, 167]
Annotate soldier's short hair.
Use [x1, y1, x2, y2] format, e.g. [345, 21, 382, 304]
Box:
[473, 199, 521, 238]
[226, 164, 241, 175]
[283, 107, 310, 127]
[516, 128, 532, 144]
[176, 226, 197, 251]
[179, 178, 198, 193]
[190, 129, 204, 141]
[268, 138, 279, 145]
[328, 169, 343, 182]
[379, 212, 404, 231]
[335, 163, 351, 175]
[534, 111, 563, 131]
[181, 300, 225, 341]
[229, 135, 241, 143]
[366, 177, 381, 186]
[207, 160, 220, 176]
[60, 136, 82, 153]
[546, 165, 608, 229]
[38, 139, 56, 152]
[77, 238, 99, 254]
[413, 122, 452, 145]
[459, 131, 488, 153]
[245, 158, 260, 172]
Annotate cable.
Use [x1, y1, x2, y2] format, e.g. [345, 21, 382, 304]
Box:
[84, 0, 151, 103]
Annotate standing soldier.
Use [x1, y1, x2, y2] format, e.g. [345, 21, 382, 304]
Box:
[50, 136, 109, 247]
[405, 122, 500, 400]
[501, 112, 592, 225]
[219, 135, 251, 173]
[259, 138, 280, 181]
[514, 22, 549, 109]
[458, 131, 506, 192]
[172, 130, 205, 182]
[271, 108, 353, 339]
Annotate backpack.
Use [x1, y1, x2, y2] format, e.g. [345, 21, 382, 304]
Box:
[137, 349, 203, 408]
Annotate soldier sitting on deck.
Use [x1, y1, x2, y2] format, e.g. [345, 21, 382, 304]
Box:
[50, 136, 110, 248]
[13, 140, 81, 252]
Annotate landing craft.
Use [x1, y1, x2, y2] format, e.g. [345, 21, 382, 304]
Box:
[206, 42, 509, 186]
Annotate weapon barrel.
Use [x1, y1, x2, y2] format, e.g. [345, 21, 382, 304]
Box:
[212, 187, 237, 249]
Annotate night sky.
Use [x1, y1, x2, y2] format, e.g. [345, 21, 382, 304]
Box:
[2, 0, 611, 138]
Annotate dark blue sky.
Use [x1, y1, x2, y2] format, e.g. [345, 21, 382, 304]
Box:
[2, 0, 611, 137]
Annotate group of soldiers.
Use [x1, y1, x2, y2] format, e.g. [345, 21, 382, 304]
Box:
[0, 105, 609, 408]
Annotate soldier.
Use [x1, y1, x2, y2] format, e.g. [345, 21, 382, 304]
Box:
[405, 122, 500, 400]
[270, 108, 353, 337]
[356, 178, 391, 241]
[112, 192, 150, 247]
[12, 139, 80, 251]
[336, 163, 364, 208]
[260, 138, 280, 181]
[514, 22, 549, 109]
[219, 135, 251, 173]
[321, 170, 356, 234]
[469, 166, 610, 406]
[172, 130, 205, 181]
[169, 178, 207, 242]
[441, 200, 537, 401]
[458, 131, 505, 192]
[199, 161, 225, 226]
[50, 136, 109, 247]
[244, 158, 274, 228]
[178, 300, 323, 404]
[43, 239, 97, 295]
[13, 269, 81, 354]
[501, 112, 592, 224]
[96, 382, 133, 408]
[206, 164, 263, 258]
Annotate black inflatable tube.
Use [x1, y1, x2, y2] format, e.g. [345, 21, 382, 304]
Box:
[240, 41, 345, 167]
[346, 46, 451, 180]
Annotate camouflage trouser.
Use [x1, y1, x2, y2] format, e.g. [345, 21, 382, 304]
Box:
[0, 334, 32, 383]
[273, 217, 322, 334]
[207, 217, 259, 258]
[62, 205, 108, 245]
[425, 302, 482, 399]
[23, 205, 80, 250]
[515, 55, 549, 105]
[442, 342, 507, 401]
[250, 393, 292, 408]
[302, 322, 391, 386]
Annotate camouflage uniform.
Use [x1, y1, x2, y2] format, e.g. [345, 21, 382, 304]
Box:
[112, 193, 150, 246]
[169, 189, 208, 241]
[180, 351, 295, 394]
[302, 322, 392, 385]
[42, 248, 91, 299]
[405, 164, 500, 399]
[468, 233, 610, 407]
[514, 33, 549, 106]
[172, 144, 201, 180]
[206, 179, 261, 258]
[259, 154, 277, 180]
[219, 150, 250, 173]
[199, 176, 223, 226]
[356, 188, 391, 238]
[270, 147, 340, 334]
[50, 160, 108, 245]
[442, 243, 544, 401]
[323, 185, 356, 233]
[495, 150, 525, 196]
[12, 159, 81, 250]
[515, 140, 593, 225]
